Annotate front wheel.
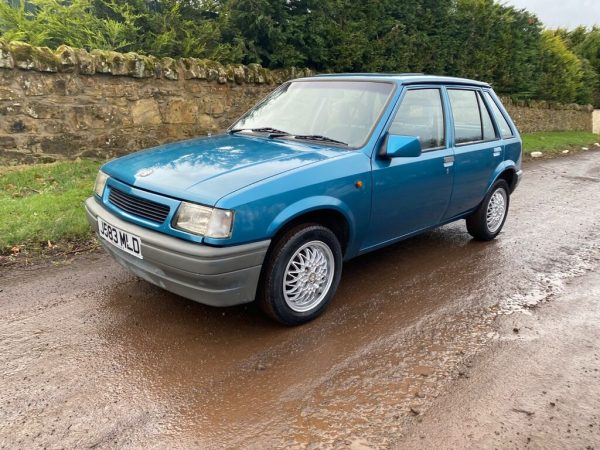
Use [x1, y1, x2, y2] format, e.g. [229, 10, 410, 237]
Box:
[466, 180, 510, 241]
[257, 224, 342, 326]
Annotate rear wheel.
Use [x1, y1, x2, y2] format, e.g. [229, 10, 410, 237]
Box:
[258, 224, 342, 326]
[466, 179, 510, 241]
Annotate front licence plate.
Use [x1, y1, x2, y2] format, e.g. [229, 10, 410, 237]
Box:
[97, 217, 143, 259]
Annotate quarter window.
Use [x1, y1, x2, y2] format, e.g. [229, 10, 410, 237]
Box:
[389, 89, 445, 150]
[483, 91, 514, 139]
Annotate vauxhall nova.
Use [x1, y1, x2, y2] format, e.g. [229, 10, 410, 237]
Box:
[86, 74, 522, 325]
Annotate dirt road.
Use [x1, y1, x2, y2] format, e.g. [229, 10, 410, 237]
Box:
[1, 151, 599, 449]
[396, 269, 600, 449]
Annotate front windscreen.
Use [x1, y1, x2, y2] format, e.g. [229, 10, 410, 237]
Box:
[231, 80, 394, 148]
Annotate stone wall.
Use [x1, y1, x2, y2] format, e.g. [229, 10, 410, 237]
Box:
[0, 41, 595, 164]
[0, 41, 311, 164]
[500, 97, 593, 134]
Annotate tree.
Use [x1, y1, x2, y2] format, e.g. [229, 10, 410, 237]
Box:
[553, 26, 600, 106]
[535, 31, 588, 103]
[0, 0, 597, 105]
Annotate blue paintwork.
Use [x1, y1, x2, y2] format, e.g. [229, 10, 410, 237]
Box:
[101, 134, 344, 207]
[366, 144, 454, 250]
[97, 74, 522, 258]
[385, 135, 422, 158]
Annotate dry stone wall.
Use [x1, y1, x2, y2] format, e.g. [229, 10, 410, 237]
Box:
[500, 97, 593, 134]
[0, 40, 594, 164]
[0, 40, 311, 164]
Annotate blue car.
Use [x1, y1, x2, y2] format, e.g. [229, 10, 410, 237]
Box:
[86, 74, 522, 325]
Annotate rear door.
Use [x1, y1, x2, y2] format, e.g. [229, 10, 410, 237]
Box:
[483, 90, 520, 164]
[442, 87, 502, 219]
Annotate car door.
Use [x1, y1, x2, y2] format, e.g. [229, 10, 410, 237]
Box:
[442, 87, 502, 219]
[363, 87, 454, 250]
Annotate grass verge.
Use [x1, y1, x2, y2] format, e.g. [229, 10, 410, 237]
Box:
[522, 131, 599, 155]
[0, 160, 100, 260]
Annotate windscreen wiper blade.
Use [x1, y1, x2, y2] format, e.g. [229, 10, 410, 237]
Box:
[291, 134, 348, 146]
[230, 129, 348, 146]
[230, 127, 291, 136]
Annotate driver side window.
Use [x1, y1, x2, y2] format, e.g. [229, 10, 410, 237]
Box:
[389, 88, 445, 150]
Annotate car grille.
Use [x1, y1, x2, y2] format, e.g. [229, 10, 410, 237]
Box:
[108, 188, 170, 223]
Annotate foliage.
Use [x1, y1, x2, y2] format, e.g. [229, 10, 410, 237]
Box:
[0, 0, 598, 105]
[568, 27, 600, 106]
[442, 0, 542, 99]
[535, 31, 588, 104]
[0, 0, 139, 51]
[0, 160, 99, 250]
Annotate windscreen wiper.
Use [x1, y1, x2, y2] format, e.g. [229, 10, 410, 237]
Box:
[229, 127, 291, 136]
[291, 134, 348, 146]
[230, 129, 348, 146]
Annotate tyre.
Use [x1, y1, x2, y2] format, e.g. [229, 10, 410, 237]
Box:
[257, 223, 343, 326]
[466, 179, 510, 241]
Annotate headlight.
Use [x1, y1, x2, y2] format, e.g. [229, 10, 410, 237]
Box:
[94, 171, 109, 197]
[174, 202, 233, 238]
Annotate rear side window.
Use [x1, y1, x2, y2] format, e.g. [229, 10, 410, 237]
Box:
[479, 92, 497, 141]
[449, 89, 500, 144]
[389, 88, 445, 150]
[483, 91, 514, 139]
[448, 89, 483, 144]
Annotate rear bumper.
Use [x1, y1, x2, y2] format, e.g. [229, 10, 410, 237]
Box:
[513, 169, 524, 191]
[85, 197, 270, 307]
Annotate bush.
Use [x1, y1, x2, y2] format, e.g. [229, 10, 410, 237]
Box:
[0, 0, 597, 105]
[536, 31, 590, 104]
[0, 0, 138, 51]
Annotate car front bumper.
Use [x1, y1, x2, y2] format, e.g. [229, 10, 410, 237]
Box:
[85, 197, 270, 307]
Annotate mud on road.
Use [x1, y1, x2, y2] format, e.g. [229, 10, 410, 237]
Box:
[1, 152, 600, 449]
[396, 269, 600, 449]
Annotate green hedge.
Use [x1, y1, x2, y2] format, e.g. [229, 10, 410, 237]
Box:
[1, 0, 598, 106]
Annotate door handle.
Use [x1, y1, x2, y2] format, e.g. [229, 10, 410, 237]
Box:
[493, 147, 502, 157]
[443, 155, 454, 167]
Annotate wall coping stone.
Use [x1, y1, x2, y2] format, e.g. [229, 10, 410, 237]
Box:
[0, 39, 314, 85]
[499, 95, 593, 113]
[0, 40, 593, 111]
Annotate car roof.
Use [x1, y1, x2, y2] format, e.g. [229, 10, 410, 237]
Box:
[297, 73, 490, 88]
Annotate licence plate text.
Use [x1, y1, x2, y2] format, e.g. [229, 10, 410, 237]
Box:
[97, 217, 143, 259]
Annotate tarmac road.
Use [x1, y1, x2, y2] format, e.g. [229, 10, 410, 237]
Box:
[1, 151, 599, 449]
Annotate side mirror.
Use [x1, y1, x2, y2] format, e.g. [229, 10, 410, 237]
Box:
[383, 134, 422, 158]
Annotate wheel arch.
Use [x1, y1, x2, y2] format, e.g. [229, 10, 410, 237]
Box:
[266, 197, 355, 257]
[488, 161, 519, 194]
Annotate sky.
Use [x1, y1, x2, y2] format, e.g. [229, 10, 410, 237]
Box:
[503, 0, 600, 29]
